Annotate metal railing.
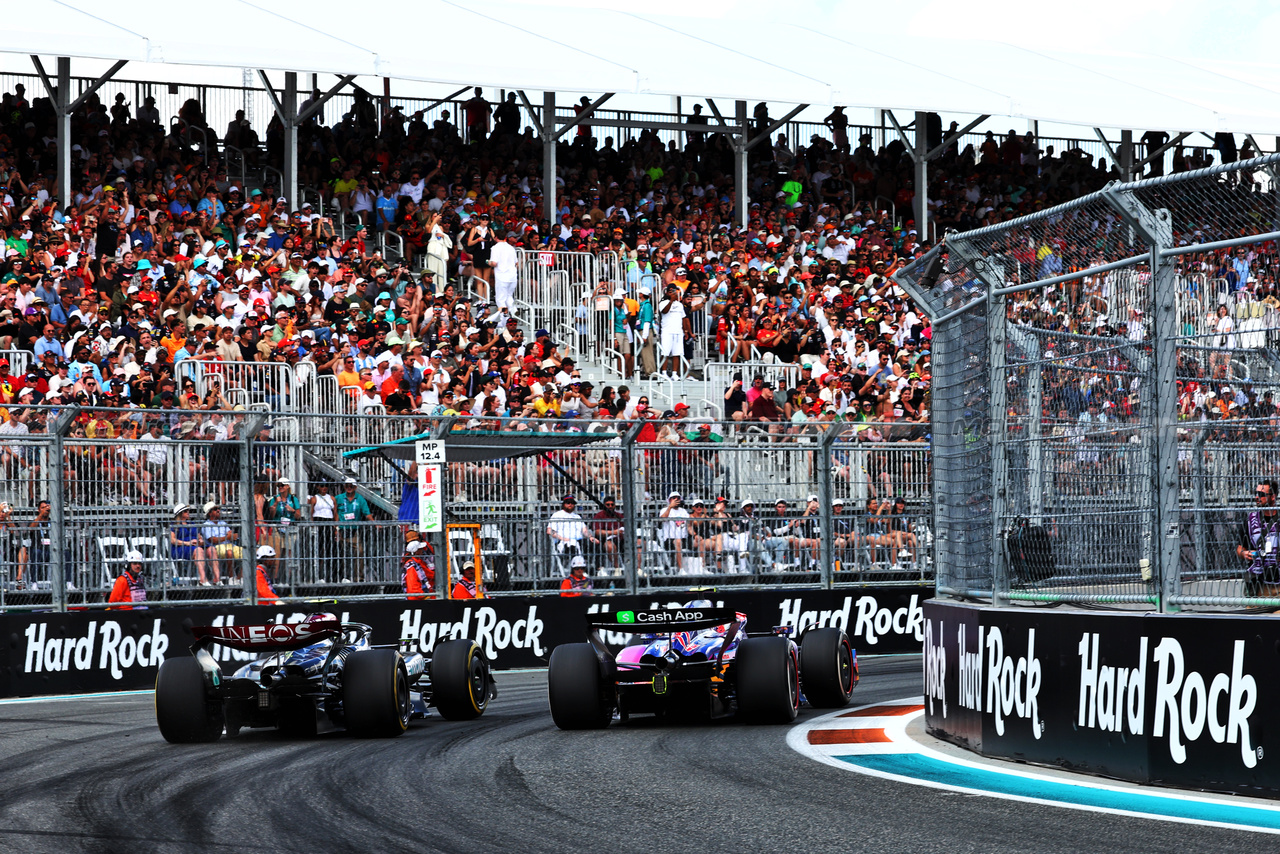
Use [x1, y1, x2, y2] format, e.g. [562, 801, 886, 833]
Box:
[0, 409, 933, 611]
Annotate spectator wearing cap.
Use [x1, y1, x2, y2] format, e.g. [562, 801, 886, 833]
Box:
[335, 478, 372, 582]
[169, 503, 213, 585]
[761, 499, 796, 571]
[199, 501, 242, 586]
[659, 491, 693, 573]
[265, 477, 302, 582]
[547, 494, 597, 565]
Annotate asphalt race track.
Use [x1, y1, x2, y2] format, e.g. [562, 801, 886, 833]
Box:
[0, 657, 1264, 854]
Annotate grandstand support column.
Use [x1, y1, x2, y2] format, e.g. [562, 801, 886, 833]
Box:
[31, 55, 127, 209]
[283, 72, 298, 207]
[1102, 186, 1178, 612]
[1120, 130, 1134, 183]
[914, 111, 928, 239]
[543, 91, 556, 227]
[48, 405, 79, 612]
[239, 414, 267, 604]
[734, 100, 748, 229]
[55, 58, 71, 217]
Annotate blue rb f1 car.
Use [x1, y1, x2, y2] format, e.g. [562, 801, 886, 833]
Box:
[547, 604, 857, 728]
[155, 616, 495, 742]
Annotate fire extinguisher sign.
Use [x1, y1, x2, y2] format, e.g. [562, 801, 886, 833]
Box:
[415, 440, 445, 533]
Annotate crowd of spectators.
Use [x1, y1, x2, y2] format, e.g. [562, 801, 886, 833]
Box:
[0, 78, 1274, 479]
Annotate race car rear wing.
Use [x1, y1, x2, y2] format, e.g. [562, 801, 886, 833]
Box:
[192, 620, 345, 653]
[586, 608, 742, 632]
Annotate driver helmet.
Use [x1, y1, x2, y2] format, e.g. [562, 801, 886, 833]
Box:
[305, 612, 337, 624]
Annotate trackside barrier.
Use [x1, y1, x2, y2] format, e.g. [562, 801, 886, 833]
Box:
[0, 585, 931, 696]
[924, 600, 1280, 798]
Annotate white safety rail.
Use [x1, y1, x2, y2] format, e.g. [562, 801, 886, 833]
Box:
[0, 349, 32, 375]
[703, 361, 804, 419]
[176, 360, 295, 411]
[514, 249, 624, 369]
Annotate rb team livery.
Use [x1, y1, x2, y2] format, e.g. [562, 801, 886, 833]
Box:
[155, 614, 496, 742]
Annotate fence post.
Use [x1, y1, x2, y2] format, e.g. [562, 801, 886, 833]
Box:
[619, 422, 643, 595]
[952, 249, 1011, 605]
[1192, 429, 1207, 585]
[1102, 186, 1179, 612]
[818, 424, 839, 589]
[48, 407, 78, 612]
[239, 414, 266, 602]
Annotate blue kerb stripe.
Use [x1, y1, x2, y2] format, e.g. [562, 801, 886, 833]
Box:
[838, 753, 1280, 831]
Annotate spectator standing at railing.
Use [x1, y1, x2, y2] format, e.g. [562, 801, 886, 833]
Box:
[266, 477, 302, 581]
[658, 283, 688, 379]
[336, 478, 372, 582]
[12, 499, 51, 587]
[1238, 479, 1280, 596]
[490, 228, 519, 316]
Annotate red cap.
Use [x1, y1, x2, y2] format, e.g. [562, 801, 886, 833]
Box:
[253, 298, 267, 307]
[674, 402, 690, 412]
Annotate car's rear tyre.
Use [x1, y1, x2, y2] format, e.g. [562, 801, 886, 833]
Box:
[547, 643, 613, 730]
[800, 628, 857, 708]
[155, 657, 224, 743]
[343, 649, 410, 737]
[735, 636, 799, 723]
[431, 639, 492, 720]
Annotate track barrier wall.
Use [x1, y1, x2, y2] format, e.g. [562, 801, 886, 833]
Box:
[923, 599, 1280, 797]
[0, 585, 929, 698]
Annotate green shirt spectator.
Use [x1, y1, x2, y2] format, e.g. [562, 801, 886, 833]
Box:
[336, 482, 372, 530]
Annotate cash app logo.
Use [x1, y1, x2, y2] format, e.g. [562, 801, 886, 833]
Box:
[616, 611, 636, 624]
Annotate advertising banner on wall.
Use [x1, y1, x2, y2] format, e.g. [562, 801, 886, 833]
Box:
[1, 585, 930, 699]
[924, 600, 1280, 796]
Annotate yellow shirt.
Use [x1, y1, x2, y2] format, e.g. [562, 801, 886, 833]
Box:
[533, 397, 561, 417]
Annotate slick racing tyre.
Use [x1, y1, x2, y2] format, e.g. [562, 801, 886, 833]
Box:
[800, 627, 857, 708]
[155, 657, 224, 743]
[547, 643, 613, 730]
[344, 649, 411, 737]
[735, 636, 800, 724]
[431, 639, 492, 720]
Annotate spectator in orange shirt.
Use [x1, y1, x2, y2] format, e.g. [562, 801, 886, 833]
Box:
[380, 365, 406, 402]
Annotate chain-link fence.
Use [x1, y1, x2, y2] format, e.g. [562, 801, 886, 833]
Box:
[0, 408, 930, 611]
[897, 151, 1280, 610]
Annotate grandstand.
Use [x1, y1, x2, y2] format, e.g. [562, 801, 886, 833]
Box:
[4, 1, 1280, 609]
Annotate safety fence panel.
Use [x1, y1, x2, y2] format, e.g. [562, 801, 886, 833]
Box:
[0, 435, 57, 611]
[2, 409, 935, 611]
[702, 362, 805, 419]
[175, 360, 296, 411]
